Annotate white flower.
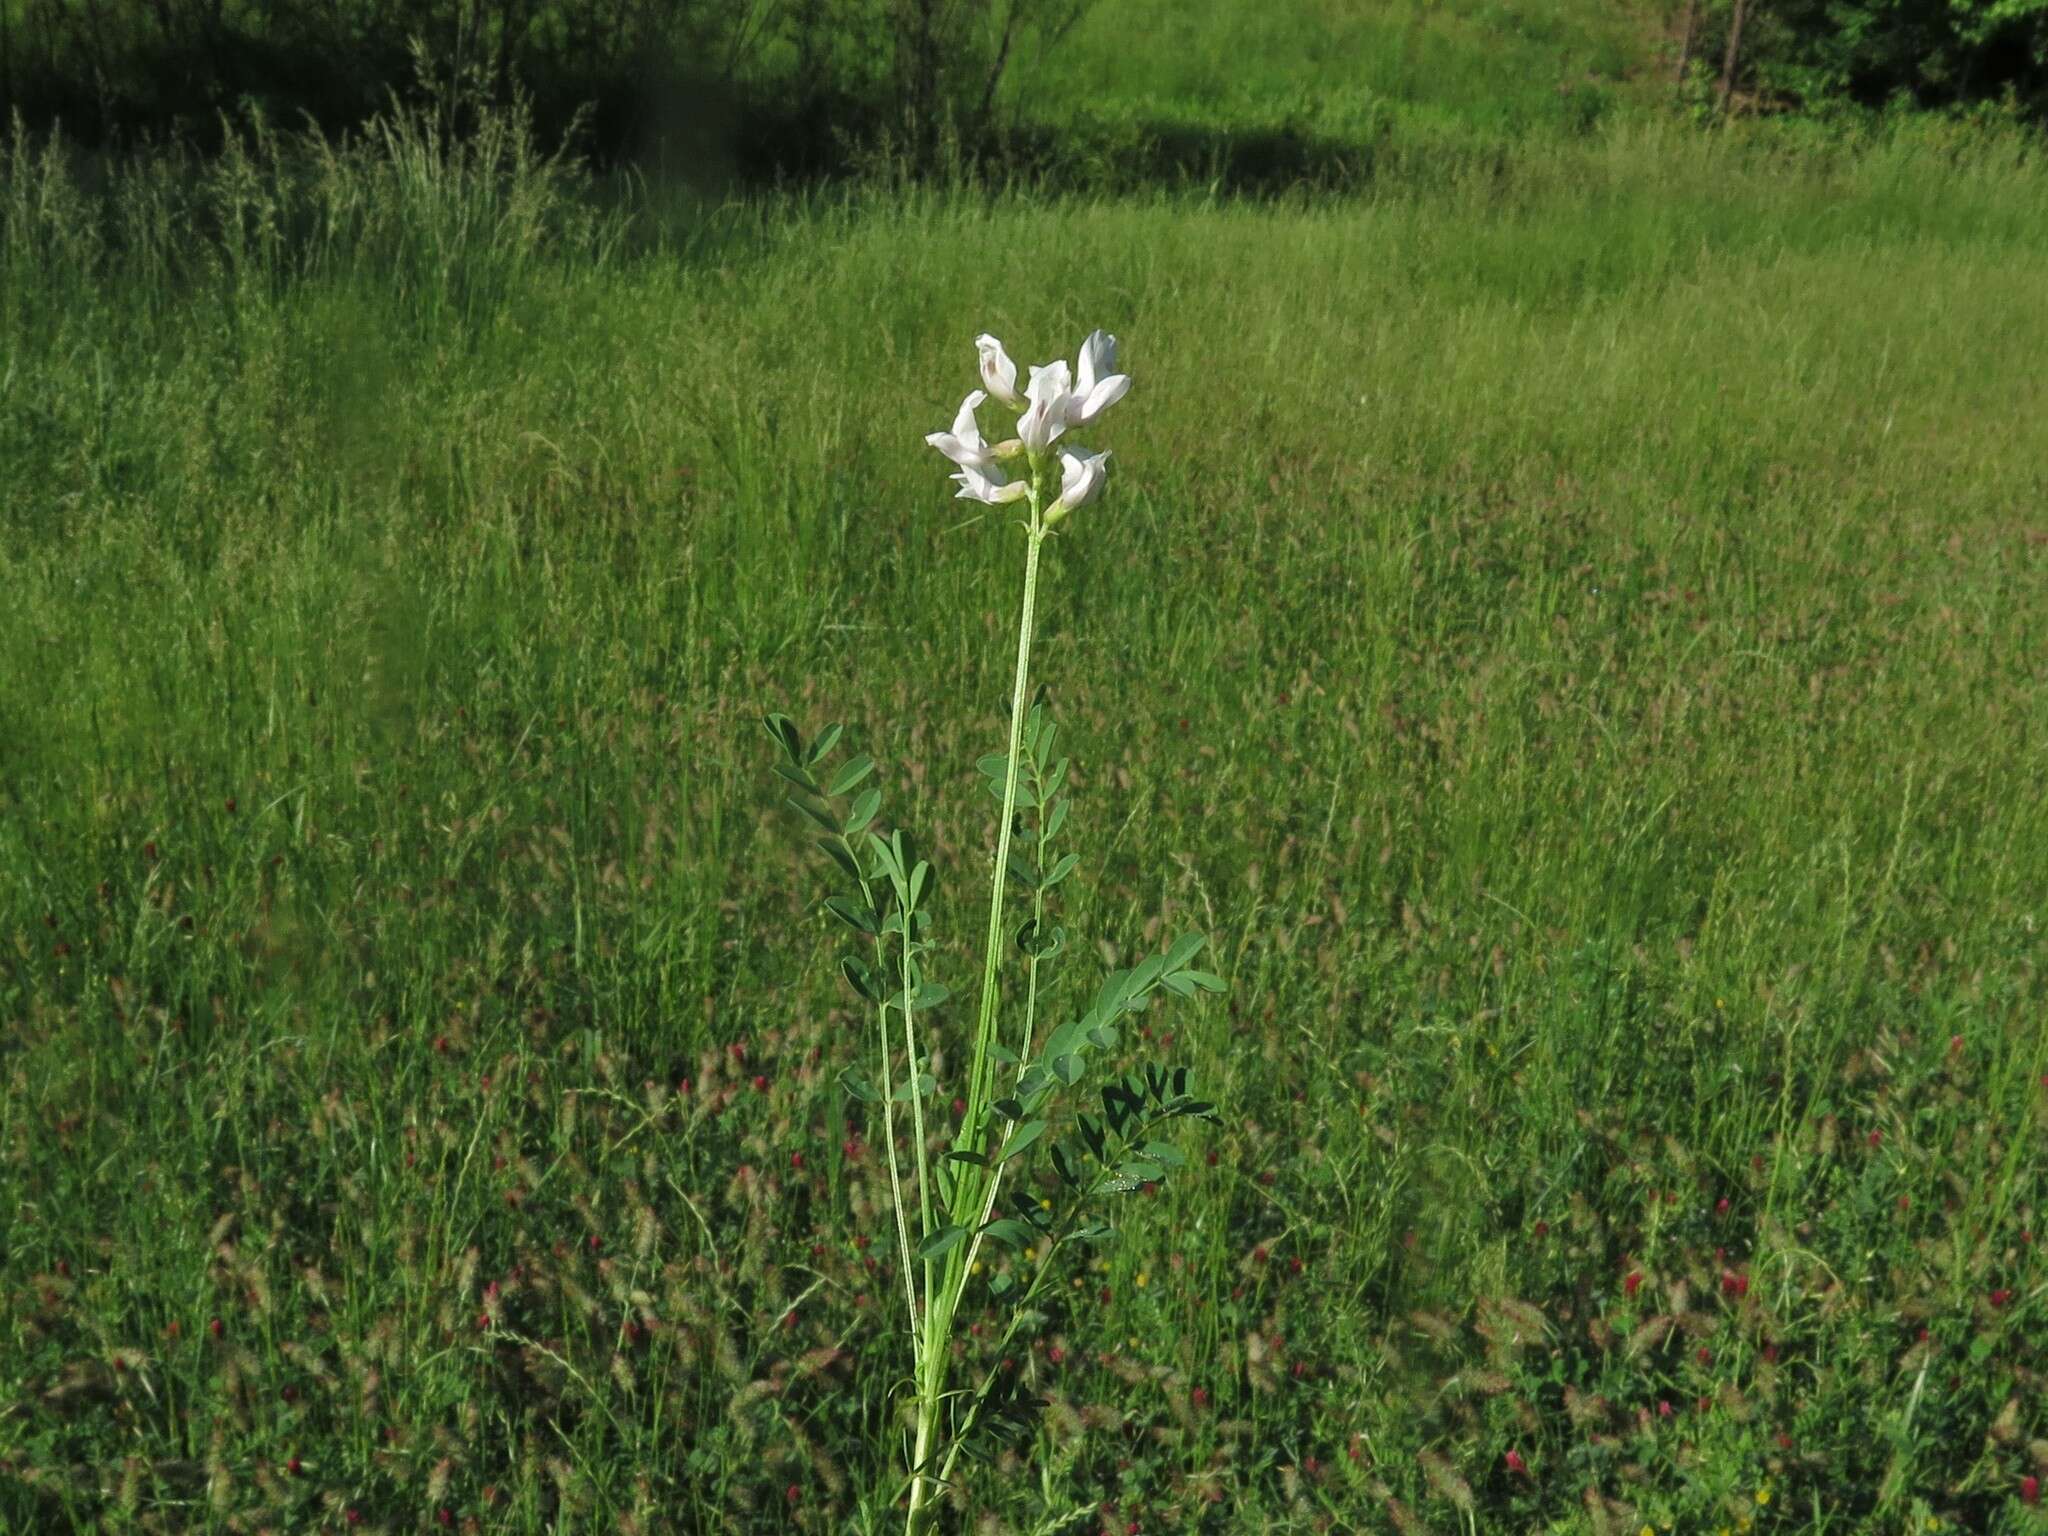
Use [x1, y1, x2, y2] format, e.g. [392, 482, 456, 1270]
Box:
[937, 331, 1128, 522]
[1067, 329, 1129, 428]
[975, 334, 1026, 411]
[924, 389, 998, 473]
[1043, 448, 1111, 525]
[1017, 359, 1073, 456]
[951, 462, 1030, 506]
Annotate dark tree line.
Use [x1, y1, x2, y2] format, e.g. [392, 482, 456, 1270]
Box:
[0, 0, 1092, 174]
[1679, 0, 2048, 119]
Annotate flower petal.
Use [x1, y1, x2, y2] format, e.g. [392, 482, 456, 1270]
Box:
[1046, 448, 1111, 523]
[976, 336, 1025, 411]
[1076, 330, 1117, 396]
[1019, 361, 1075, 454]
[926, 430, 989, 471]
[926, 389, 995, 469]
[1067, 372, 1130, 428]
[953, 464, 1030, 505]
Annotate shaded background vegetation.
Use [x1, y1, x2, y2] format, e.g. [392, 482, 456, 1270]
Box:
[0, 0, 1097, 178]
[4, 0, 2040, 187]
[1737, 0, 2048, 117]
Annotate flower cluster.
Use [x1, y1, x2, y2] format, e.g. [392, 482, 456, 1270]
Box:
[924, 330, 1130, 526]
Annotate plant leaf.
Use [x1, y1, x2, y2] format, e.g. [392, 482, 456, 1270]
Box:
[999, 1120, 1048, 1162]
[828, 755, 875, 797]
[845, 787, 882, 836]
[788, 794, 840, 836]
[891, 1072, 937, 1102]
[805, 722, 843, 766]
[773, 760, 819, 793]
[867, 832, 901, 882]
[1041, 1015, 1089, 1062]
[819, 837, 861, 885]
[824, 895, 877, 935]
[1077, 1114, 1105, 1162]
[841, 955, 880, 1001]
[1040, 794, 1073, 843]
[762, 712, 802, 760]
[1128, 951, 1166, 998]
[916, 1224, 968, 1262]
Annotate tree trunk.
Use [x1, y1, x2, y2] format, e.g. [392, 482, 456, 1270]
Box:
[978, 0, 1021, 136]
[1673, 0, 1698, 86]
[1717, 0, 1752, 113]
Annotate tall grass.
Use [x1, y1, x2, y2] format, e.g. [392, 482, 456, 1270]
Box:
[2, 91, 2046, 1533]
[1, 83, 619, 342]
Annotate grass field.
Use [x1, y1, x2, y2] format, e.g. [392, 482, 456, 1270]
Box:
[1004, 0, 1640, 144]
[4, 5, 2048, 1529]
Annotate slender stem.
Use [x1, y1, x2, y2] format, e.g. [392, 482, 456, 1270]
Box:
[844, 851, 921, 1355]
[900, 870, 945, 1535]
[1015, 739, 1056, 1067]
[902, 944, 935, 1249]
[962, 507, 1046, 1154]
[905, 1408, 937, 1533]
[907, 486, 1048, 1536]
[875, 993, 920, 1343]
[936, 501, 1048, 1371]
[949, 767, 1054, 1297]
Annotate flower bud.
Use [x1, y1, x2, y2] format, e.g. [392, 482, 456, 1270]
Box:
[1043, 448, 1110, 527]
[975, 334, 1026, 410]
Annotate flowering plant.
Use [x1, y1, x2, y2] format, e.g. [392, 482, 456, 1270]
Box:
[762, 330, 1223, 1533]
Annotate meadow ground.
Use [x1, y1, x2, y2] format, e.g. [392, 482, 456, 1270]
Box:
[3, 15, 2048, 1531]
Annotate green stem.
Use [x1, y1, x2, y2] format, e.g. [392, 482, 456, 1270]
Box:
[831, 846, 921, 1360]
[907, 484, 1048, 1536]
[948, 773, 1054, 1301]
[874, 978, 920, 1348]
[962, 505, 1046, 1153]
[902, 941, 935, 1250]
